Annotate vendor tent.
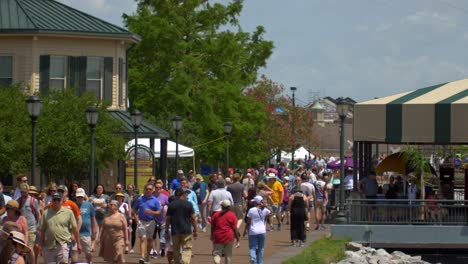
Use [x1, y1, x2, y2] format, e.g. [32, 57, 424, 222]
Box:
[283, 147, 314, 162]
[126, 138, 194, 158]
[354, 79, 468, 144]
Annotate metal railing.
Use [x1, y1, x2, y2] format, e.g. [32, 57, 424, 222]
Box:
[346, 199, 468, 225]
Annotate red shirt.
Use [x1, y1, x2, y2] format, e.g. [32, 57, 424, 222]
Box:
[161, 189, 170, 197]
[211, 210, 237, 243]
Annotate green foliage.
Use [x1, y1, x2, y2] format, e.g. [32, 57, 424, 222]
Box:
[282, 237, 349, 264]
[37, 90, 126, 181]
[124, 0, 273, 168]
[402, 146, 431, 176]
[0, 86, 31, 177]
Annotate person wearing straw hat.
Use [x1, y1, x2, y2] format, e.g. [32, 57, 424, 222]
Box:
[8, 230, 32, 264]
[0, 222, 21, 262]
[3, 200, 28, 241]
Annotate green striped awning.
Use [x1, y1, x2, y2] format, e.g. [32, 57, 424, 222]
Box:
[354, 79, 468, 144]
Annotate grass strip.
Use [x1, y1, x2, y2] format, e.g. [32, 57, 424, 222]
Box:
[282, 237, 350, 264]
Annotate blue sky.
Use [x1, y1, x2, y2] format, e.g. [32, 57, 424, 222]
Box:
[61, 0, 468, 103]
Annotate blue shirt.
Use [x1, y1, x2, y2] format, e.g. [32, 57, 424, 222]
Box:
[171, 189, 200, 215]
[78, 202, 95, 236]
[133, 195, 161, 221]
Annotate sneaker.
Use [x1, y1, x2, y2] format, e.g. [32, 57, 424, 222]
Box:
[202, 227, 207, 232]
[129, 249, 134, 254]
[151, 251, 158, 259]
[318, 225, 326, 231]
[139, 258, 145, 264]
[268, 226, 274, 231]
[306, 222, 310, 231]
[277, 224, 282, 231]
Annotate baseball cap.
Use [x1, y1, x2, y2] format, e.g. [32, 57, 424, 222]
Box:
[252, 195, 263, 204]
[19, 183, 29, 191]
[52, 193, 61, 199]
[57, 185, 68, 192]
[246, 172, 252, 177]
[220, 199, 231, 207]
[76, 188, 86, 198]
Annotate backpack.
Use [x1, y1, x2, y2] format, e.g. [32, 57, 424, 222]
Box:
[17, 196, 39, 222]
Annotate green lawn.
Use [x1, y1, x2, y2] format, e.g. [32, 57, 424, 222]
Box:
[282, 237, 350, 264]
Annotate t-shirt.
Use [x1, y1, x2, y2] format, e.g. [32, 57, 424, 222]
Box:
[300, 182, 315, 199]
[242, 178, 255, 192]
[208, 189, 233, 213]
[344, 175, 354, 190]
[169, 178, 181, 191]
[314, 180, 327, 200]
[133, 195, 161, 221]
[246, 207, 270, 235]
[226, 182, 244, 205]
[166, 199, 194, 235]
[211, 210, 237, 243]
[17, 195, 40, 230]
[39, 207, 77, 249]
[360, 177, 378, 196]
[154, 193, 169, 224]
[78, 201, 95, 236]
[267, 181, 284, 205]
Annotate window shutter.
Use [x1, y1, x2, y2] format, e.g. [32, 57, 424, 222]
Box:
[67, 56, 77, 89]
[39, 55, 50, 94]
[103, 57, 113, 101]
[118, 58, 123, 107]
[77, 56, 87, 96]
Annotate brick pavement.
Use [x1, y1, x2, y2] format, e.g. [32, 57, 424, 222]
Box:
[62, 223, 329, 264]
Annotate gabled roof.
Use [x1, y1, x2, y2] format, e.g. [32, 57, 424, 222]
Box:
[0, 0, 140, 42]
[109, 110, 170, 139]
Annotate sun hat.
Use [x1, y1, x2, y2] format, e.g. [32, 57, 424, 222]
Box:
[196, 174, 204, 181]
[6, 200, 20, 211]
[76, 188, 86, 198]
[220, 199, 231, 208]
[9, 231, 30, 251]
[28, 185, 39, 195]
[115, 192, 125, 198]
[252, 195, 263, 204]
[177, 169, 184, 174]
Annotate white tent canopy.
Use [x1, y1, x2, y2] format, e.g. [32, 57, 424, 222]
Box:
[126, 138, 194, 158]
[282, 147, 314, 162]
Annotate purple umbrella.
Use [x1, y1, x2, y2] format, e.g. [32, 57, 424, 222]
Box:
[327, 156, 353, 169]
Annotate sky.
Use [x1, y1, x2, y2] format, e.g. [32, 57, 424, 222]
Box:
[60, 0, 468, 103]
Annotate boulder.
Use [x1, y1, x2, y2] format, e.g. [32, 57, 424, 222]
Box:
[346, 242, 364, 251]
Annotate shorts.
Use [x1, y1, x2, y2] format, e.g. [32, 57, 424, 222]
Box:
[315, 200, 326, 212]
[232, 204, 244, 220]
[44, 242, 70, 264]
[281, 201, 288, 212]
[308, 199, 315, 209]
[366, 195, 377, 205]
[137, 220, 156, 238]
[72, 236, 92, 255]
[271, 204, 280, 215]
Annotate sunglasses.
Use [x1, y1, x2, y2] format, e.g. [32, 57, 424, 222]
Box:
[50, 189, 57, 192]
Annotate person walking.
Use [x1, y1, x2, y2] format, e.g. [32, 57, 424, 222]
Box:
[207, 179, 233, 219]
[210, 200, 240, 264]
[246, 195, 270, 264]
[288, 188, 308, 247]
[37, 192, 81, 264]
[266, 174, 284, 231]
[226, 173, 247, 229]
[73, 188, 97, 264]
[99, 200, 129, 264]
[133, 183, 161, 264]
[192, 174, 209, 232]
[16, 183, 40, 249]
[165, 188, 197, 264]
[126, 183, 138, 254]
[2, 200, 28, 239]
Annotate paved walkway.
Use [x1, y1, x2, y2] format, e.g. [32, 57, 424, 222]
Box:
[64, 222, 328, 264]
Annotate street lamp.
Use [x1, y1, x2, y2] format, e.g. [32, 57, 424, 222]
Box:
[131, 110, 142, 192]
[335, 97, 352, 224]
[290, 87, 297, 169]
[85, 106, 99, 195]
[224, 122, 233, 177]
[172, 116, 183, 177]
[26, 95, 41, 186]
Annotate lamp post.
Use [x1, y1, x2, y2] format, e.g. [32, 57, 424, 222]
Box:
[172, 116, 183, 176]
[131, 110, 142, 192]
[26, 95, 41, 186]
[290, 87, 297, 169]
[224, 122, 233, 177]
[335, 97, 352, 224]
[85, 106, 99, 195]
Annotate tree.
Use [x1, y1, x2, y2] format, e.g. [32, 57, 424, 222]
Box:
[244, 76, 316, 161]
[37, 90, 126, 182]
[402, 146, 432, 201]
[124, 0, 274, 169]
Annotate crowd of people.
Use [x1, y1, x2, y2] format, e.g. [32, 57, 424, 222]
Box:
[0, 156, 345, 264]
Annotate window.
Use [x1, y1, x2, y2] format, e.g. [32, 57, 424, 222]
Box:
[49, 56, 67, 91]
[86, 57, 103, 99]
[0, 56, 13, 86]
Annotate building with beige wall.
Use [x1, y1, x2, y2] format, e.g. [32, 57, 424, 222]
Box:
[0, 0, 140, 110]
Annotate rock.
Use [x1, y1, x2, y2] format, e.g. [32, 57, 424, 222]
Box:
[346, 242, 363, 251]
